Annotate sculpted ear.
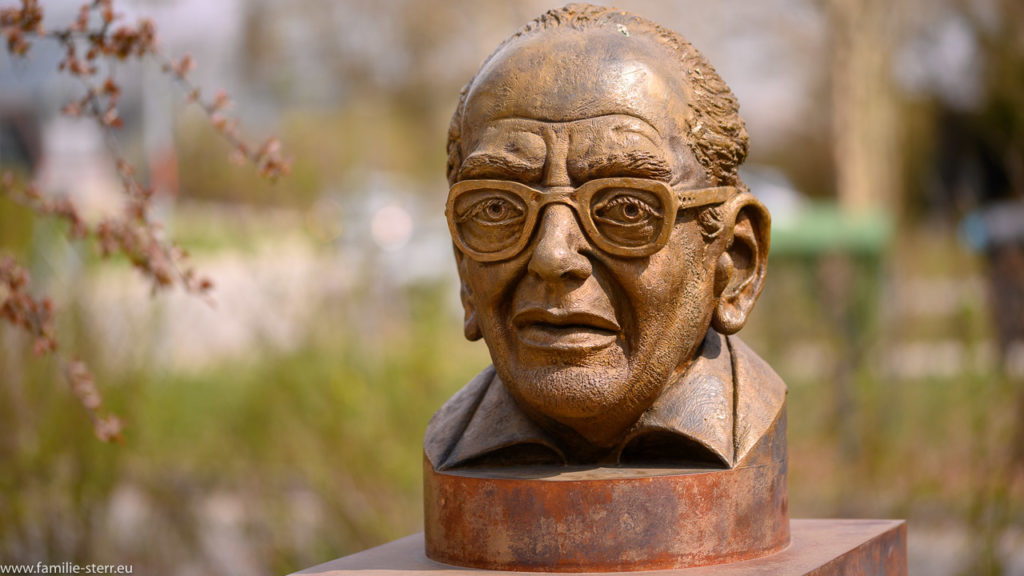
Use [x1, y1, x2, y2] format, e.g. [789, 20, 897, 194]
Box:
[712, 192, 770, 335]
[454, 248, 483, 341]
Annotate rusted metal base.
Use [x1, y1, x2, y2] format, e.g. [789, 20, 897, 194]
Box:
[423, 459, 788, 571]
[290, 519, 907, 576]
[421, 400, 790, 572]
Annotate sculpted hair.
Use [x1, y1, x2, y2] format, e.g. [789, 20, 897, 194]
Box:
[446, 2, 750, 195]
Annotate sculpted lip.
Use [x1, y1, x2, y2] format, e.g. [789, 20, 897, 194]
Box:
[512, 308, 621, 350]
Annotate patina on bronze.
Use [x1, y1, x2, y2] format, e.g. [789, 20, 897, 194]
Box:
[425, 4, 786, 571]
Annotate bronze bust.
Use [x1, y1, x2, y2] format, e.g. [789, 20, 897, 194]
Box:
[426, 3, 782, 472]
[421, 5, 789, 570]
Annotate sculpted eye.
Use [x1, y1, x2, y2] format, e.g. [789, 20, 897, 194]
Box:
[452, 189, 529, 256]
[590, 189, 666, 249]
[593, 193, 662, 225]
[467, 197, 524, 224]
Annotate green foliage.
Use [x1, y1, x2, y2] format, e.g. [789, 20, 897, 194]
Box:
[0, 193, 35, 255]
[0, 276, 490, 572]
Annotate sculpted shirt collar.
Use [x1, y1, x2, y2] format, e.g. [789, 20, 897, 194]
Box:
[428, 330, 758, 471]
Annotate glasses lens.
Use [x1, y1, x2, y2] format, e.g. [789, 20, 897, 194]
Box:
[452, 187, 529, 255]
[589, 185, 667, 249]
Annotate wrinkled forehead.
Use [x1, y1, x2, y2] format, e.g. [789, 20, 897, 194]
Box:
[461, 27, 693, 143]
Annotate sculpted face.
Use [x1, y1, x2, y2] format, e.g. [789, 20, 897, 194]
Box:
[453, 27, 731, 448]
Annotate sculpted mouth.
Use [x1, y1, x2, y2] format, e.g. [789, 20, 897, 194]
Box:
[513, 308, 620, 350]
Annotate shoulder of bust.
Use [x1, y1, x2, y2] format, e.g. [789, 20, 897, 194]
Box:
[423, 365, 496, 468]
[727, 335, 787, 464]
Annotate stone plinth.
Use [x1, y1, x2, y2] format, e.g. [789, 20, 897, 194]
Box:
[291, 519, 907, 576]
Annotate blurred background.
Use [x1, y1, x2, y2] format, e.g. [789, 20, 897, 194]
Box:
[0, 0, 1022, 574]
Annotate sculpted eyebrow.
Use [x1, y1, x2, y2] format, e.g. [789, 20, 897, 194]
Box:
[458, 152, 544, 181]
[572, 151, 673, 182]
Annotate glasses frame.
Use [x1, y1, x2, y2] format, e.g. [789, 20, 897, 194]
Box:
[446, 177, 735, 262]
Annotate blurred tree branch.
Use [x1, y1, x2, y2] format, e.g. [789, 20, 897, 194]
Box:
[0, 0, 291, 441]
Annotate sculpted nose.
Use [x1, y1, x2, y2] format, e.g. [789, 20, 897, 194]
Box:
[527, 204, 593, 281]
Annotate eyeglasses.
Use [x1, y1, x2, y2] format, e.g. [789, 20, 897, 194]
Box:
[446, 177, 735, 262]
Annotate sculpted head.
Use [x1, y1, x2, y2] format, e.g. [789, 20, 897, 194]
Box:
[445, 4, 770, 450]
